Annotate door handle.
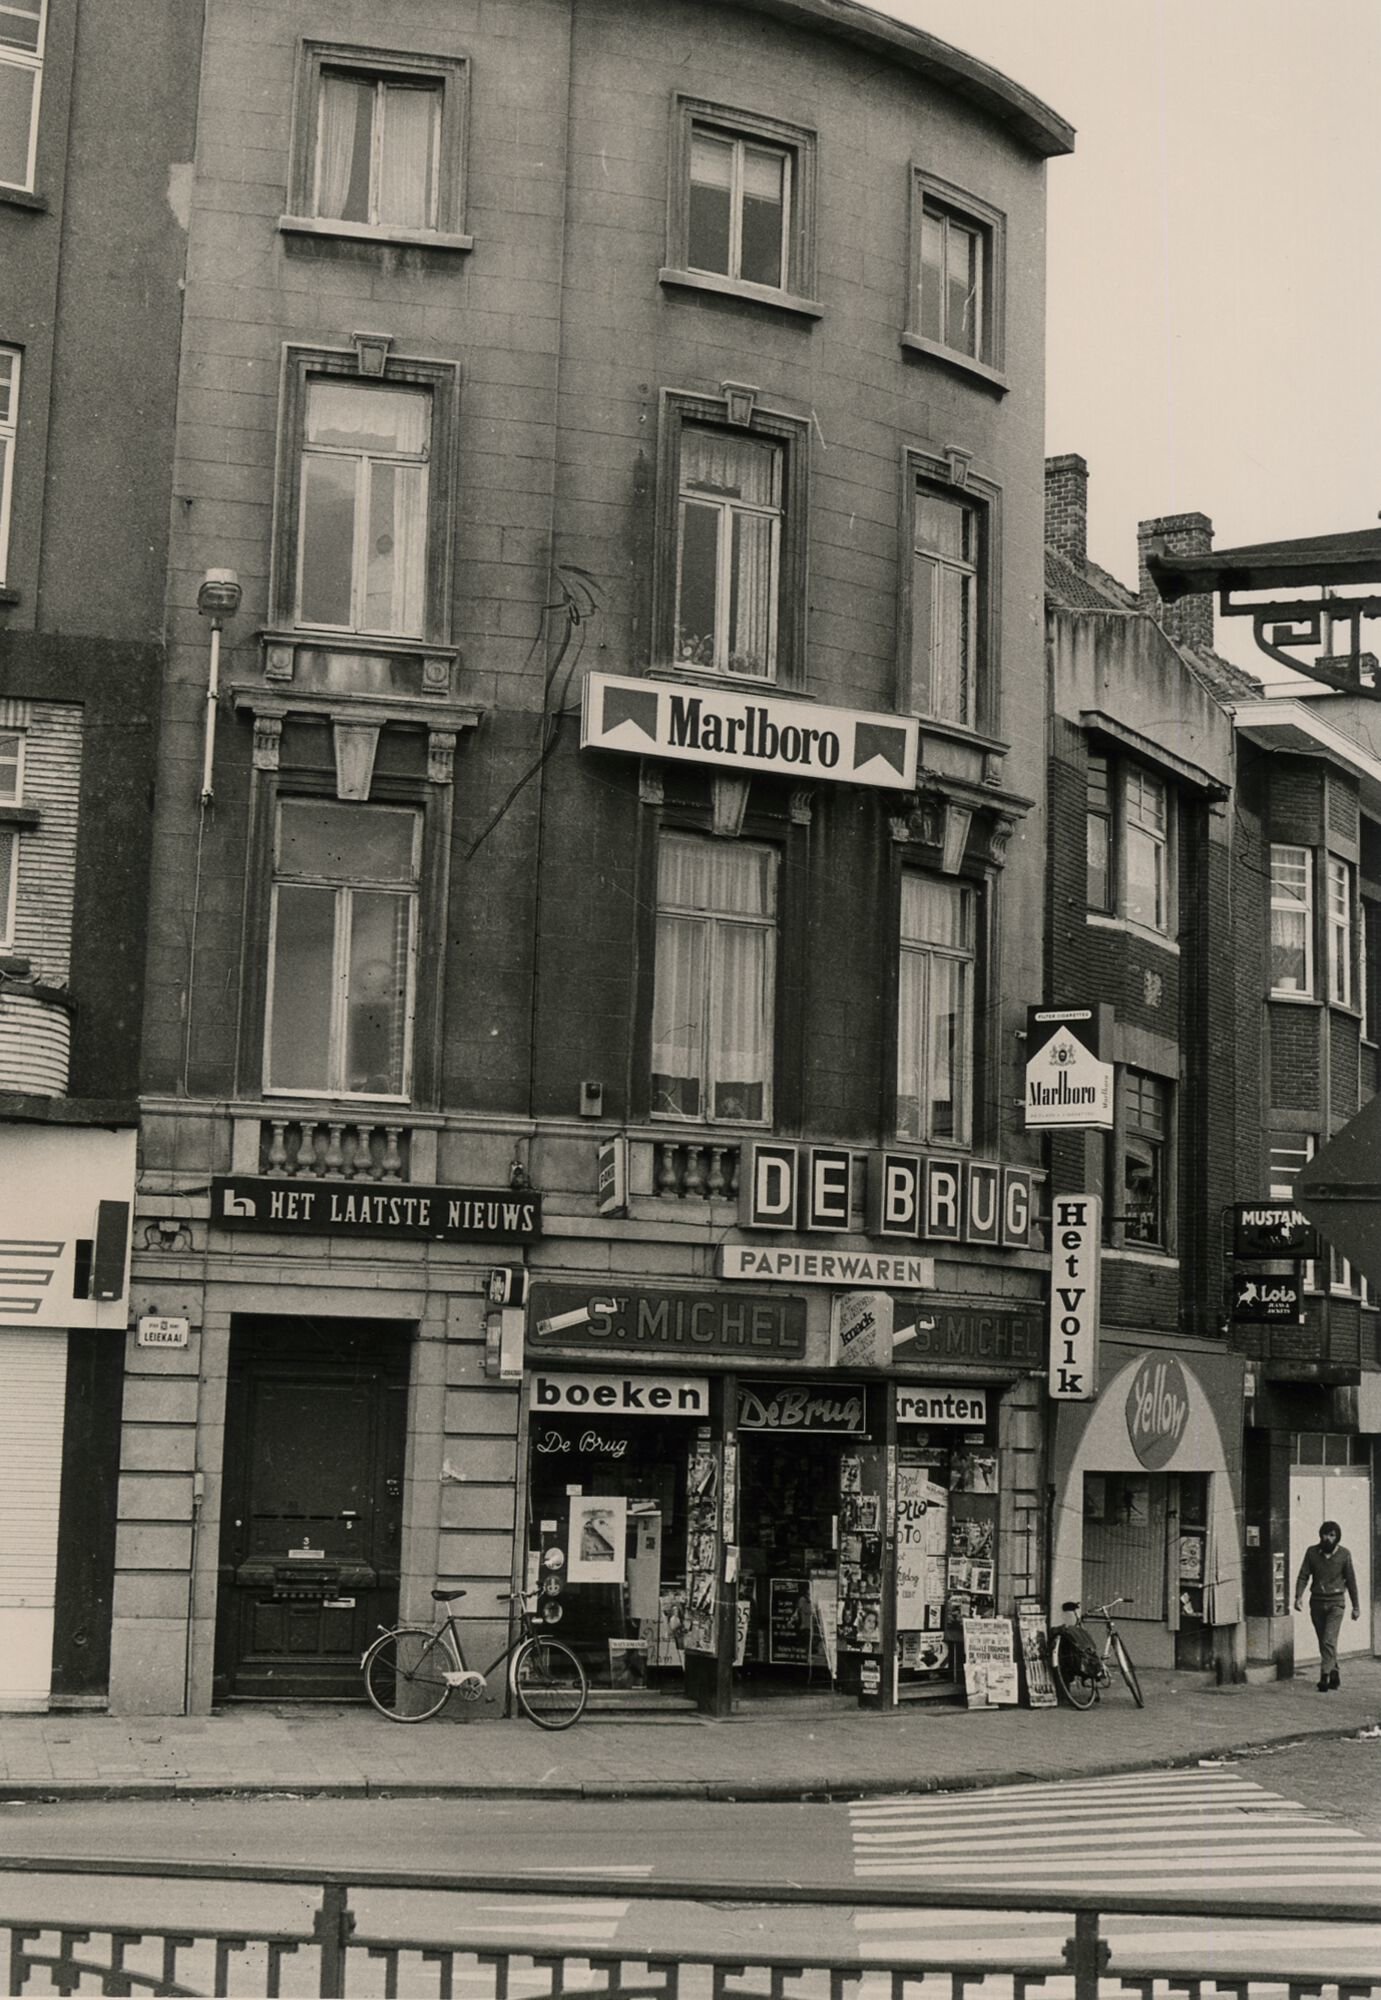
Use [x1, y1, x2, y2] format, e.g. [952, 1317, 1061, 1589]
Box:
[340, 1510, 358, 1520]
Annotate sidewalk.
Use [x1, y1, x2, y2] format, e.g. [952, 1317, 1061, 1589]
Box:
[3, 1663, 1378, 1804]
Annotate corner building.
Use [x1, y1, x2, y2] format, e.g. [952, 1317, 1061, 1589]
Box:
[126, 0, 1071, 1715]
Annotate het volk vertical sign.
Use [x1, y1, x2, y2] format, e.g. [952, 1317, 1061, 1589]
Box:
[1048, 1195, 1100, 1401]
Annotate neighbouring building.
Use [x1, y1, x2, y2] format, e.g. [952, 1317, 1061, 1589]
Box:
[1149, 525, 1381, 1683]
[0, 0, 197, 1707]
[124, 0, 1073, 1716]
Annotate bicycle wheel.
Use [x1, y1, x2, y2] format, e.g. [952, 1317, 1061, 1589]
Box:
[512, 1636, 587, 1730]
[364, 1627, 453, 1722]
[1049, 1629, 1097, 1709]
[1111, 1631, 1144, 1708]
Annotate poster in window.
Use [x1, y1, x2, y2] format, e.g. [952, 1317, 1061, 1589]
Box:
[607, 1638, 649, 1688]
[567, 1494, 628, 1583]
[959, 1450, 998, 1494]
[768, 1576, 811, 1664]
[1179, 1531, 1205, 1584]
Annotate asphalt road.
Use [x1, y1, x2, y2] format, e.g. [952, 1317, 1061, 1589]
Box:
[1, 1746, 1380, 1993]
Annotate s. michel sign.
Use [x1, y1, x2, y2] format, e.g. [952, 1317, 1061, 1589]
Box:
[581, 671, 919, 792]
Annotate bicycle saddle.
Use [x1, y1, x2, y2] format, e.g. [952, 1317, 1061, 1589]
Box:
[431, 1587, 467, 1601]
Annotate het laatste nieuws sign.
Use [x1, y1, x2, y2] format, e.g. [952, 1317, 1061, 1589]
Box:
[210, 1176, 542, 1243]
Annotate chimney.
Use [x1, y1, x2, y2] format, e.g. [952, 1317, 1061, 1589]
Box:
[1045, 454, 1088, 566]
[1138, 511, 1214, 652]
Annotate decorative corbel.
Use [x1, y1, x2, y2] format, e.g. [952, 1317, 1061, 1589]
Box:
[333, 720, 380, 802]
[721, 381, 759, 428]
[711, 772, 752, 838]
[788, 786, 814, 826]
[638, 762, 665, 808]
[427, 729, 457, 786]
[252, 714, 282, 772]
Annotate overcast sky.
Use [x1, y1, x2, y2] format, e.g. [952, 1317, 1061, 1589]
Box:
[879, 1, 1381, 661]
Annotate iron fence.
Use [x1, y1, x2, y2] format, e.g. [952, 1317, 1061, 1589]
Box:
[0, 1855, 1377, 1999]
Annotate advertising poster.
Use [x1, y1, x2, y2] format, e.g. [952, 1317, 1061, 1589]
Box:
[769, 1578, 811, 1664]
[567, 1495, 628, 1583]
[811, 1577, 839, 1676]
[1015, 1598, 1058, 1707]
[684, 1447, 721, 1655]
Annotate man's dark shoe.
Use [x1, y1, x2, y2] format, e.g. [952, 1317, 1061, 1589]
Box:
[1318, 1676, 1330, 1691]
[1328, 1670, 1341, 1690]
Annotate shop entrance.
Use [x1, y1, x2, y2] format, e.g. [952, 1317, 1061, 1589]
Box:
[736, 1432, 846, 1693]
[1081, 1468, 1213, 1670]
[1290, 1441, 1372, 1667]
[215, 1318, 409, 1700]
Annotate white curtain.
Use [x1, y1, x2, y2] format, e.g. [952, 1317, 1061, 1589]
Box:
[365, 459, 428, 636]
[316, 73, 364, 219]
[653, 838, 776, 1119]
[377, 85, 438, 228]
[651, 915, 705, 1116]
[680, 430, 781, 676]
[712, 922, 772, 1119]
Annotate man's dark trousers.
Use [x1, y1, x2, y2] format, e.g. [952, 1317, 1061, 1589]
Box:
[1310, 1595, 1346, 1678]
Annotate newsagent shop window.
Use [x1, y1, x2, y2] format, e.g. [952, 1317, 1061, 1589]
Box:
[897, 873, 974, 1147]
[651, 831, 777, 1124]
[264, 799, 420, 1099]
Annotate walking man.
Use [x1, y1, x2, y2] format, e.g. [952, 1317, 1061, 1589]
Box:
[1294, 1519, 1361, 1691]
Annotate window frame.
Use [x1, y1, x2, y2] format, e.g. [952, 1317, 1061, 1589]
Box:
[1110, 1066, 1173, 1254]
[904, 169, 1006, 386]
[649, 827, 779, 1129]
[0, 345, 19, 586]
[1363, 895, 1379, 1042]
[262, 796, 422, 1105]
[653, 390, 810, 688]
[0, 0, 44, 196]
[0, 724, 22, 805]
[901, 451, 999, 736]
[895, 870, 976, 1149]
[1326, 854, 1354, 1008]
[1270, 1130, 1318, 1292]
[663, 96, 819, 317]
[1269, 842, 1315, 998]
[283, 41, 470, 250]
[1086, 749, 1177, 938]
[270, 345, 459, 649]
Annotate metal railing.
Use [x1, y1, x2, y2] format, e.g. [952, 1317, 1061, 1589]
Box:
[0, 1855, 1377, 1998]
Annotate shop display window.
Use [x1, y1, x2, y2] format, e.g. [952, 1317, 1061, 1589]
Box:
[895, 1429, 998, 1696]
[736, 1431, 842, 1684]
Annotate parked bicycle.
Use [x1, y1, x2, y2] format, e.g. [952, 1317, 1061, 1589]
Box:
[362, 1586, 588, 1729]
[1048, 1595, 1144, 1709]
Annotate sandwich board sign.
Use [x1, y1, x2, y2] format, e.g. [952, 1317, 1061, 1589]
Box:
[1024, 1008, 1113, 1130]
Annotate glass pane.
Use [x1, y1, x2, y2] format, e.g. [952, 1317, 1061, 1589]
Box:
[1126, 766, 1166, 833]
[931, 563, 968, 723]
[651, 912, 705, 1117]
[306, 382, 429, 455]
[298, 453, 357, 627]
[909, 552, 934, 711]
[682, 427, 780, 506]
[0, 3, 43, 54]
[0, 827, 14, 937]
[896, 947, 924, 1142]
[914, 490, 966, 560]
[918, 208, 943, 342]
[658, 834, 775, 919]
[927, 954, 970, 1143]
[739, 145, 785, 288]
[279, 801, 417, 884]
[946, 220, 979, 356]
[1125, 824, 1165, 929]
[0, 347, 16, 424]
[676, 500, 720, 667]
[1123, 1133, 1162, 1244]
[364, 458, 427, 635]
[1271, 846, 1310, 904]
[0, 728, 19, 801]
[688, 133, 733, 275]
[712, 920, 771, 1121]
[0, 61, 36, 187]
[316, 72, 372, 222]
[345, 890, 411, 1094]
[901, 874, 969, 950]
[377, 82, 439, 228]
[267, 884, 336, 1091]
[727, 507, 775, 675]
[1270, 907, 1307, 991]
[1087, 813, 1110, 910]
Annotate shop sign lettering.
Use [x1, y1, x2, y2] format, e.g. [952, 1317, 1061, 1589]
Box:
[737, 1382, 866, 1432]
[1230, 1203, 1320, 1260]
[529, 1283, 806, 1358]
[211, 1175, 542, 1242]
[532, 1428, 629, 1459]
[894, 1301, 1044, 1367]
[895, 1386, 988, 1425]
[1125, 1354, 1191, 1470]
[1047, 1195, 1099, 1401]
[736, 1143, 1030, 1249]
[530, 1372, 710, 1418]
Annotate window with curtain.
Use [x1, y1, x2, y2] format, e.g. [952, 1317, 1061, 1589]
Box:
[897, 874, 974, 1146]
[1124, 765, 1168, 931]
[295, 379, 431, 637]
[1121, 1069, 1168, 1248]
[910, 484, 979, 726]
[687, 126, 790, 289]
[1327, 856, 1353, 1006]
[1086, 751, 1112, 912]
[0, 0, 44, 193]
[1270, 844, 1313, 994]
[265, 800, 420, 1099]
[918, 202, 983, 358]
[0, 346, 19, 584]
[651, 832, 777, 1123]
[675, 426, 782, 677]
[313, 69, 441, 230]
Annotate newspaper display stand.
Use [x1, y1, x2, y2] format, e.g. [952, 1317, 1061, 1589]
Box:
[1016, 1596, 1059, 1707]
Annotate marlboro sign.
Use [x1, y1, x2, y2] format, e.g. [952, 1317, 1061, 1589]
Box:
[1025, 1008, 1113, 1131]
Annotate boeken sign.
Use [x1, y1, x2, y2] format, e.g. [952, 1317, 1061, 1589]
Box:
[581, 671, 919, 792]
[1024, 1008, 1113, 1131]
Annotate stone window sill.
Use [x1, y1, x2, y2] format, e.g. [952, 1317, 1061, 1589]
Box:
[901, 331, 1007, 393]
[279, 214, 473, 254]
[659, 267, 823, 321]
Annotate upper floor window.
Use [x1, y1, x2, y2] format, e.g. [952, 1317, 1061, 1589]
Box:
[1326, 856, 1353, 1007]
[897, 873, 974, 1147]
[1270, 1130, 1318, 1291]
[272, 347, 458, 647]
[285, 43, 470, 246]
[1087, 751, 1174, 936]
[0, 725, 20, 946]
[665, 99, 817, 310]
[265, 799, 420, 1100]
[908, 479, 983, 727]
[0, 345, 19, 584]
[655, 392, 808, 685]
[651, 832, 777, 1124]
[1270, 843, 1313, 995]
[1363, 897, 1379, 1041]
[0, 0, 43, 193]
[907, 173, 1005, 379]
[0, 725, 23, 802]
[1120, 1068, 1168, 1249]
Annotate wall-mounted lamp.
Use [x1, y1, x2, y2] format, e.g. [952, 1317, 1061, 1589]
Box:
[197, 567, 242, 807]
